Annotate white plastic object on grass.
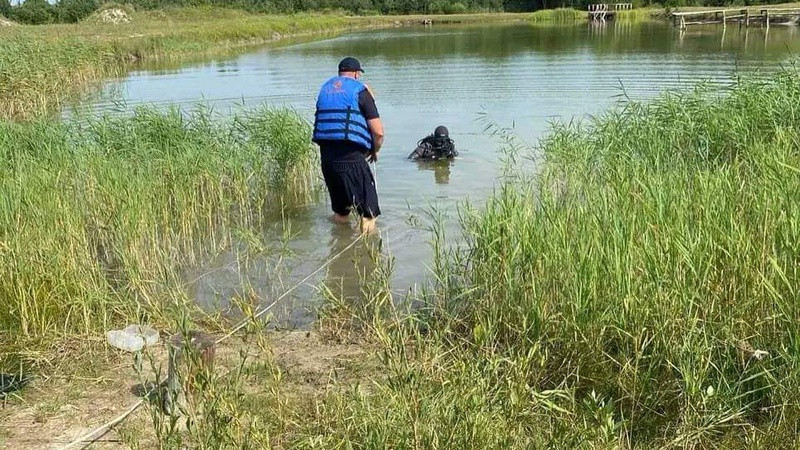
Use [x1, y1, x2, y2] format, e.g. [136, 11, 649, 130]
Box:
[106, 325, 159, 352]
[123, 325, 159, 346]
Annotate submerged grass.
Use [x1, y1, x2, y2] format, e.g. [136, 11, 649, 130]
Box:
[0, 104, 319, 372]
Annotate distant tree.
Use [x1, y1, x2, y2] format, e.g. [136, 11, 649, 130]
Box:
[0, 0, 12, 17]
[12, 0, 56, 24]
[56, 0, 100, 22]
[503, 0, 534, 11]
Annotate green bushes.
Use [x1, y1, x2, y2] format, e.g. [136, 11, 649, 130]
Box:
[4, 0, 98, 24]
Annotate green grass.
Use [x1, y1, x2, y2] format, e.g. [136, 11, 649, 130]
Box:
[4, 38, 799, 450]
[0, 9, 359, 121]
[0, 104, 319, 371]
[530, 7, 585, 22]
[529, 6, 659, 23]
[614, 7, 659, 21]
[273, 65, 800, 448]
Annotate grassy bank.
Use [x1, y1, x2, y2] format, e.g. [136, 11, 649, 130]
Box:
[0, 104, 318, 372]
[530, 6, 659, 22]
[0, 8, 530, 121]
[529, 7, 585, 21]
[6, 1, 796, 122]
[0, 9, 365, 121]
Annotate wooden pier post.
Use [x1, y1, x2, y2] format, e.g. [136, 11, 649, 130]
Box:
[744, 9, 749, 26]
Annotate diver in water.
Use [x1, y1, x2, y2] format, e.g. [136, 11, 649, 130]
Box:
[408, 125, 458, 161]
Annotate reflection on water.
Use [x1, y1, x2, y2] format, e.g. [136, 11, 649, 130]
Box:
[416, 159, 455, 185]
[64, 21, 800, 327]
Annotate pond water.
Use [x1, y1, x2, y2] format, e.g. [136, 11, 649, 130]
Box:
[66, 20, 800, 326]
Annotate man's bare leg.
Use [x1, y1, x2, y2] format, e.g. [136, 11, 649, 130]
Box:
[360, 216, 377, 234]
[332, 213, 350, 224]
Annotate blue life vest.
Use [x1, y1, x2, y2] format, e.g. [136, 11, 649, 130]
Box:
[313, 76, 373, 151]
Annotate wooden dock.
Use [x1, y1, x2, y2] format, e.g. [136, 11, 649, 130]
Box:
[671, 7, 800, 29]
[588, 3, 632, 21]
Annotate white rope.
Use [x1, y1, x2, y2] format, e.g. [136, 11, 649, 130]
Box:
[371, 159, 378, 192]
[57, 399, 145, 450]
[55, 229, 373, 450]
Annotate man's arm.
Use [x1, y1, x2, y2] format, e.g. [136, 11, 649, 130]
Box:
[359, 88, 383, 161]
[368, 118, 384, 154]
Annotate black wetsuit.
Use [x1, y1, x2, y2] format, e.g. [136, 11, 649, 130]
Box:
[408, 135, 458, 161]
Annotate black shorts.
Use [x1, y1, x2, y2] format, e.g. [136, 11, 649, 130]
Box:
[321, 158, 380, 219]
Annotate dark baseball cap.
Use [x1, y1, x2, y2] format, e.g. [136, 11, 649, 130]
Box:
[338, 57, 364, 73]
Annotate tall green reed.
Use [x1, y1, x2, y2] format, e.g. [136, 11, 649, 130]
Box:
[0, 34, 120, 120]
[286, 66, 800, 449]
[435, 66, 800, 446]
[0, 104, 318, 370]
[530, 7, 584, 22]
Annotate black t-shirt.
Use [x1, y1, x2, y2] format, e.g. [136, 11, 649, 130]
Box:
[358, 89, 380, 120]
[318, 88, 380, 163]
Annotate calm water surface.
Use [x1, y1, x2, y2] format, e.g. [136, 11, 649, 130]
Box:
[67, 21, 800, 326]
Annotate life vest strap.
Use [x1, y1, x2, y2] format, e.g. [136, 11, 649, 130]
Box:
[314, 128, 372, 143]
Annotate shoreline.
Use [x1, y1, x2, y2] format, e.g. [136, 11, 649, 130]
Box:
[8, 1, 792, 121]
[0, 10, 533, 121]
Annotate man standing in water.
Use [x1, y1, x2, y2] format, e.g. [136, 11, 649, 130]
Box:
[312, 57, 385, 234]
